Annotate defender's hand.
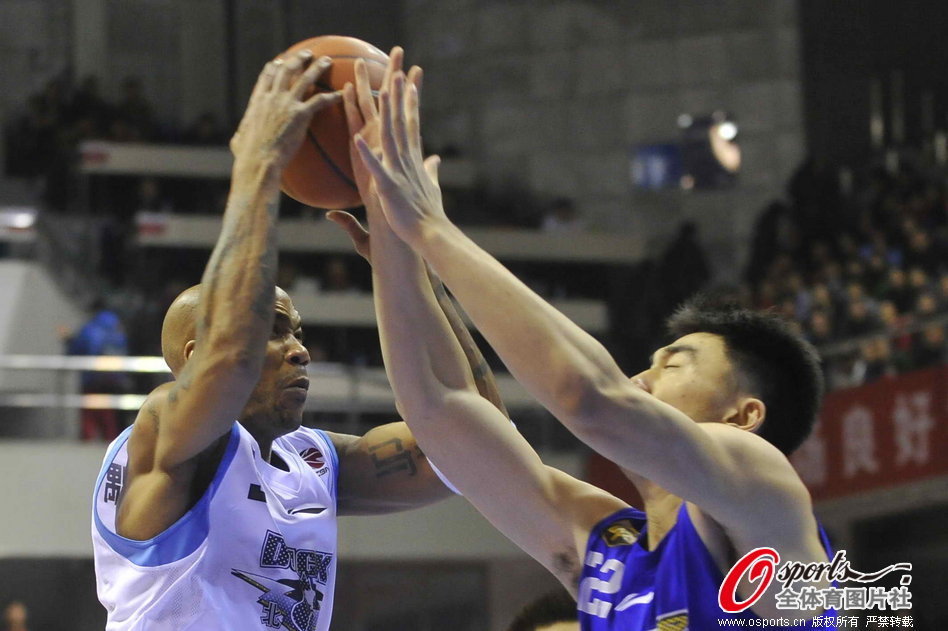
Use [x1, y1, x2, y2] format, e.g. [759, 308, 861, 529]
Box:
[230, 51, 341, 173]
[343, 47, 423, 211]
[354, 68, 446, 249]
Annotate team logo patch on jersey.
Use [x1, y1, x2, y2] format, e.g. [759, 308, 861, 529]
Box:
[602, 519, 639, 547]
[299, 448, 325, 470]
[656, 610, 688, 631]
[232, 530, 334, 631]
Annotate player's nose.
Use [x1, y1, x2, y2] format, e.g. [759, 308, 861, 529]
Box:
[286, 340, 310, 366]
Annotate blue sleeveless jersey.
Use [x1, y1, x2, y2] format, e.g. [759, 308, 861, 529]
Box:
[578, 504, 837, 630]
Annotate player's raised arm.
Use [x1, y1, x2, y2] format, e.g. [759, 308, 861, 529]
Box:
[351, 53, 625, 585]
[147, 52, 340, 469]
[355, 55, 816, 537]
[319, 51, 510, 515]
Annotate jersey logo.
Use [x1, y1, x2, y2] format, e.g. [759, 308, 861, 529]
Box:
[615, 591, 654, 611]
[299, 448, 329, 476]
[602, 519, 639, 547]
[299, 448, 325, 469]
[656, 610, 689, 630]
[232, 530, 334, 631]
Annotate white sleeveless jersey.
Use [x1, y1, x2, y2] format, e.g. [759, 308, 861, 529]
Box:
[92, 422, 339, 631]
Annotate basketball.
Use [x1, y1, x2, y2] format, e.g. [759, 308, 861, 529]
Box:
[278, 36, 389, 210]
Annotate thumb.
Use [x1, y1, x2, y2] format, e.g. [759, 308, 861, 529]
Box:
[326, 210, 371, 261]
[423, 155, 441, 186]
[326, 210, 362, 234]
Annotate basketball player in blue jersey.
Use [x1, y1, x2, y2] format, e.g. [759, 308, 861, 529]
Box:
[341, 49, 837, 630]
[92, 51, 498, 631]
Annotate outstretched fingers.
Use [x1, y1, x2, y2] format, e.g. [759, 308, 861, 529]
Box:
[423, 155, 441, 186]
[354, 59, 377, 122]
[355, 134, 397, 193]
[406, 81, 424, 165]
[343, 83, 363, 136]
[377, 88, 401, 172]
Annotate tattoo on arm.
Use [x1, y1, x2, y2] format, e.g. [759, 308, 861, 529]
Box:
[148, 404, 161, 432]
[166, 366, 194, 409]
[368, 437, 418, 478]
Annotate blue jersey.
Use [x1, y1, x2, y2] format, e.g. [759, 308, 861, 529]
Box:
[578, 504, 837, 630]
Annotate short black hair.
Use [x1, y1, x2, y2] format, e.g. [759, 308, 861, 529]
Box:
[666, 296, 824, 455]
[506, 590, 577, 631]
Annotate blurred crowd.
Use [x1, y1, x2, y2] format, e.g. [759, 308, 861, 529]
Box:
[4, 77, 948, 397]
[3, 74, 228, 210]
[743, 158, 948, 389]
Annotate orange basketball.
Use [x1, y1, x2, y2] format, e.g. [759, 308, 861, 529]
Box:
[278, 36, 388, 210]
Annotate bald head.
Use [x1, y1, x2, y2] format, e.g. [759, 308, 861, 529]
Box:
[160, 284, 296, 376]
[161, 285, 202, 375]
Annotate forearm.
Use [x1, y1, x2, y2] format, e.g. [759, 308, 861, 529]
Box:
[370, 208, 473, 411]
[418, 222, 627, 422]
[428, 268, 509, 416]
[197, 160, 281, 361]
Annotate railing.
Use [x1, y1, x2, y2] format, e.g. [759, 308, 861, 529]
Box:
[0, 355, 545, 440]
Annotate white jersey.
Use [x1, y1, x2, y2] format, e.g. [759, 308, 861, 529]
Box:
[92, 422, 339, 631]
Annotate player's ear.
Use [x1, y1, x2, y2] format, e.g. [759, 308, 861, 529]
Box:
[725, 397, 765, 433]
[183, 340, 197, 363]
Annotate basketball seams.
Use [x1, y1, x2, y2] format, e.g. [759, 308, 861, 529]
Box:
[305, 129, 358, 193]
[280, 37, 387, 208]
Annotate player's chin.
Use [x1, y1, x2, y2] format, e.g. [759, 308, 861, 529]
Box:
[274, 397, 306, 427]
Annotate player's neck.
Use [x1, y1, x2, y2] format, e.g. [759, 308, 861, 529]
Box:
[627, 472, 683, 549]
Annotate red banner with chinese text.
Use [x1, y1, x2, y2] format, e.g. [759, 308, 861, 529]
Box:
[586, 366, 948, 504]
[790, 365, 948, 501]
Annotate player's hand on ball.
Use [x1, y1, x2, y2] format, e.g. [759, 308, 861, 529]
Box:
[354, 64, 445, 248]
[230, 51, 341, 172]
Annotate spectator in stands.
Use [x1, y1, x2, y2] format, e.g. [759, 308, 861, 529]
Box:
[936, 272, 948, 310]
[861, 337, 895, 383]
[116, 76, 155, 140]
[1, 601, 29, 631]
[322, 256, 357, 293]
[658, 221, 712, 315]
[810, 283, 835, 320]
[67, 75, 112, 137]
[540, 197, 585, 233]
[881, 267, 914, 313]
[841, 298, 877, 338]
[183, 111, 228, 145]
[806, 309, 834, 347]
[904, 229, 940, 275]
[916, 292, 939, 319]
[62, 301, 130, 441]
[908, 267, 931, 299]
[912, 324, 947, 369]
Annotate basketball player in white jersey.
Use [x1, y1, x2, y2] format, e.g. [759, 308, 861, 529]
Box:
[92, 51, 493, 631]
